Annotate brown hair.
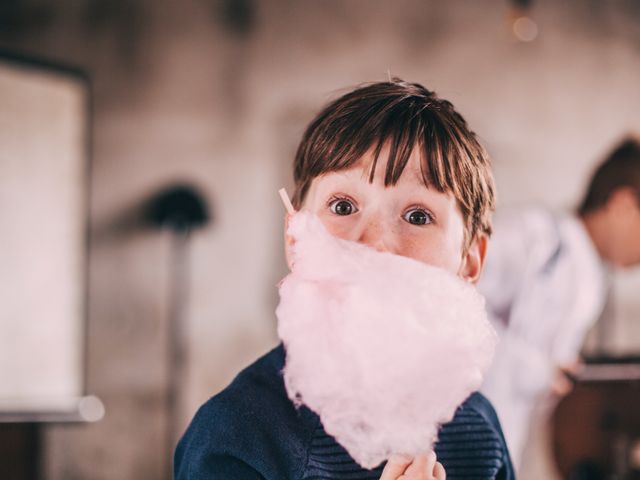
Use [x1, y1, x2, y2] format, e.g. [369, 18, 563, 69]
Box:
[292, 79, 496, 244]
[579, 136, 640, 215]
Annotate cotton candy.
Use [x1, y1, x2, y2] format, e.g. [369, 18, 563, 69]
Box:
[276, 211, 497, 469]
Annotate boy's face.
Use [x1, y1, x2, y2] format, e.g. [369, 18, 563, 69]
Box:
[296, 147, 487, 282]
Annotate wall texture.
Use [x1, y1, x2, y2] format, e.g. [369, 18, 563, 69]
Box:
[1, 1, 640, 479]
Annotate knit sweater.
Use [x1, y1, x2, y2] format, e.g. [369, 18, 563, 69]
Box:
[175, 345, 514, 480]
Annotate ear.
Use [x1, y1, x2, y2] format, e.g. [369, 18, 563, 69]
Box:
[284, 213, 295, 271]
[458, 233, 488, 284]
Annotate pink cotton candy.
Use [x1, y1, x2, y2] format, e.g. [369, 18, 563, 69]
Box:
[276, 211, 497, 469]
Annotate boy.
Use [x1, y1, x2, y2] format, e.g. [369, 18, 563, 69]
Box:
[175, 79, 514, 479]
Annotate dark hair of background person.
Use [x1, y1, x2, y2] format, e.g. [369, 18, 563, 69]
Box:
[579, 136, 640, 215]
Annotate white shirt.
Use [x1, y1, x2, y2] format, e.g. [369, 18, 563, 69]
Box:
[478, 208, 608, 468]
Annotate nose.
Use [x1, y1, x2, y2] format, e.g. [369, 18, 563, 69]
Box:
[355, 217, 398, 254]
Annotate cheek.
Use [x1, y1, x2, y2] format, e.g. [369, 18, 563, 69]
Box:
[301, 193, 344, 239]
[630, 219, 640, 261]
[315, 212, 356, 242]
[615, 219, 639, 260]
[397, 232, 461, 273]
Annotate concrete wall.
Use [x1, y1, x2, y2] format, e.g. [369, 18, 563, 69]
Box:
[1, 1, 640, 478]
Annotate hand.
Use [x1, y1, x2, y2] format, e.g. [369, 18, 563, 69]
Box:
[379, 452, 446, 480]
[551, 360, 582, 397]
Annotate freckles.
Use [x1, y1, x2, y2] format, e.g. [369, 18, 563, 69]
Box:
[319, 216, 353, 241]
[401, 236, 424, 255]
[325, 223, 345, 239]
[400, 236, 439, 264]
[401, 232, 459, 271]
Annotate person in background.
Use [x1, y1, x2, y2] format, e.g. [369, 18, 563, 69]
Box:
[478, 136, 640, 469]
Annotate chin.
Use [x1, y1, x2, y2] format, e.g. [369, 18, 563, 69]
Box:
[617, 257, 637, 268]
[624, 258, 640, 268]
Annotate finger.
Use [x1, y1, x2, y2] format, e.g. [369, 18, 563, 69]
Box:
[379, 454, 412, 480]
[424, 451, 437, 474]
[551, 369, 574, 397]
[403, 452, 428, 477]
[402, 451, 437, 479]
[433, 461, 446, 480]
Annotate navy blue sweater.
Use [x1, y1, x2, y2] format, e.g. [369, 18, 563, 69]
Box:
[175, 345, 514, 479]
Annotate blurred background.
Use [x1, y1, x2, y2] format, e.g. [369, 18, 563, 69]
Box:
[1, 0, 640, 479]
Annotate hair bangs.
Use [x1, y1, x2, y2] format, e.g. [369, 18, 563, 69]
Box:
[292, 79, 496, 242]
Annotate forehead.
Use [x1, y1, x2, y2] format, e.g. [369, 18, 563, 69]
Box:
[306, 151, 453, 210]
[328, 146, 428, 188]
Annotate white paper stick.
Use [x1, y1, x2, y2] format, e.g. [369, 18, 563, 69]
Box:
[278, 188, 295, 215]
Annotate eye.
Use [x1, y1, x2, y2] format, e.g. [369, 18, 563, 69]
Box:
[403, 208, 433, 226]
[329, 197, 358, 216]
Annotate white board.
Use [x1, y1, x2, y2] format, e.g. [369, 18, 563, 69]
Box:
[0, 55, 88, 418]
